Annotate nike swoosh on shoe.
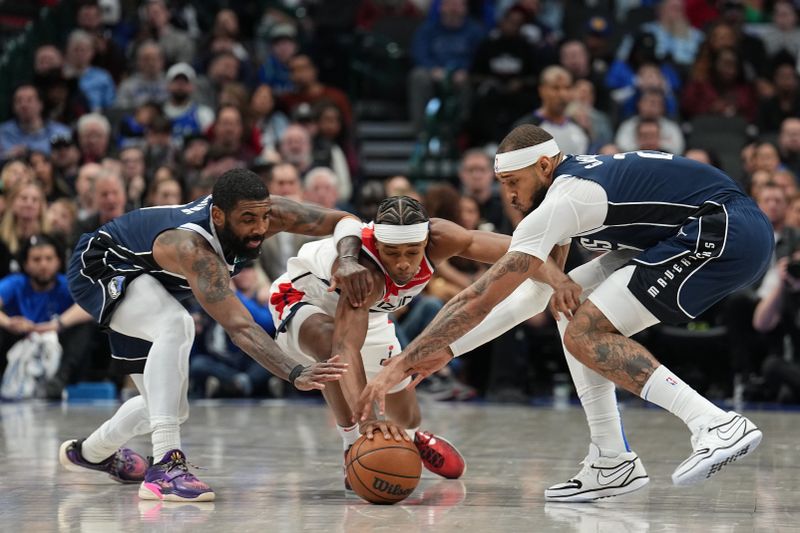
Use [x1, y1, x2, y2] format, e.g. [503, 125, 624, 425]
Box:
[596, 462, 636, 487]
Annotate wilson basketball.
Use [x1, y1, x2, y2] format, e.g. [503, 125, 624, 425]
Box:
[346, 433, 422, 504]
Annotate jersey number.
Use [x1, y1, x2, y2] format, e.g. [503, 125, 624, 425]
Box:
[612, 151, 674, 161]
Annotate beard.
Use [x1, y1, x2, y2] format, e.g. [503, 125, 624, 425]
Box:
[513, 185, 549, 216]
[217, 220, 265, 262]
[30, 274, 56, 289]
[170, 91, 191, 105]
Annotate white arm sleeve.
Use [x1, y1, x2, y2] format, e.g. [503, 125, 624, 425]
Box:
[449, 279, 552, 357]
[509, 177, 608, 262]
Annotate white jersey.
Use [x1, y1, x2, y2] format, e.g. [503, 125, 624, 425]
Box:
[272, 223, 435, 325]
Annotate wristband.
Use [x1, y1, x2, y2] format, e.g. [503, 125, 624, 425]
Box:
[333, 217, 362, 245]
[288, 364, 305, 385]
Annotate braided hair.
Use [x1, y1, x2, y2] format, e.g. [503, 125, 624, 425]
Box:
[374, 195, 429, 225]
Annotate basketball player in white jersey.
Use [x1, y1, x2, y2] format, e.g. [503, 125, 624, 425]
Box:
[357, 125, 770, 502]
[268, 196, 516, 484]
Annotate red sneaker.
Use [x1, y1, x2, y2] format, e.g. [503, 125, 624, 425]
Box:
[414, 431, 466, 479]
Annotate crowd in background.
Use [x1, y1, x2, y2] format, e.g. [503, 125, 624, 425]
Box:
[1, 0, 800, 405]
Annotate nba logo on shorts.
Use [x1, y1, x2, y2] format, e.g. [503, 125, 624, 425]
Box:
[107, 276, 124, 300]
[666, 376, 678, 386]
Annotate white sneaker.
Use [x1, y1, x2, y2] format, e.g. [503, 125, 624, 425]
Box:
[545, 443, 650, 502]
[671, 411, 762, 486]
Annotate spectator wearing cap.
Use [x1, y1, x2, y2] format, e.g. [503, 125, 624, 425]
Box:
[141, 0, 195, 65]
[280, 54, 354, 127]
[75, 0, 127, 83]
[257, 24, 299, 96]
[76, 113, 111, 164]
[163, 63, 215, 144]
[408, 0, 485, 130]
[0, 85, 71, 160]
[760, 0, 800, 60]
[114, 41, 168, 109]
[63, 29, 115, 111]
[514, 66, 589, 155]
[584, 15, 615, 73]
[50, 133, 81, 191]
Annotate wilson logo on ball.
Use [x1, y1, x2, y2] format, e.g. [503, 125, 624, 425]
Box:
[372, 477, 414, 496]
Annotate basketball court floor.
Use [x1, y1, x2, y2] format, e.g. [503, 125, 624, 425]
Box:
[1, 399, 798, 532]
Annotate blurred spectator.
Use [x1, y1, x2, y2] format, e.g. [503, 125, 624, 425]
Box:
[202, 9, 250, 65]
[0, 235, 75, 388]
[250, 84, 288, 158]
[0, 181, 50, 258]
[786, 192, 800, 228]
[759, 182, 789, 242]
[0, 85, 70, 160]
[313, 100, 358, 180]
[515, 0, 558, 63]
[279, 123, 314, 176]
[259, 162, 316, 281]
[356, 0, 422, 30]
[50, 134, 81, 191]
[257, 24, 298, 96]
[0, 161, 34, 196]
[634, 118, 663, 151]
[774, 169, 799, 198]
[73, 169, 127, 237]
[27, 151, 70, 202]
[179, 134, 210, 190]
[303, 167, 342, 210]
[118, 101, 161, 146]
[514, 66, 589, 155]
[759, 0, 800, 60]
[140, 0, 195, 65]
[757, 59, 800, 134]
[355, 179, 386, 221]
[73, 163, 101, 221]
[559, 40, 609, 112]
[281, 54, 353, 128]
[114, 41, 168, 109]
[147, 177, 183, 206]
[615, 89, 685, 154]
[754, 141, 783, 173]
[684, 147, 720, 167]
[33, 44, 63, 76]
[749, 169, 773, 198]
[566, 79, 614, 151]
[681, 47, 758, 121]
[408, 0, 485, 130]
[583, 15, 615, 75]
[33, 45, 90, 126]
[458, 149, 509, 233]
[719, 0, 769, 81]
[143, 115, 178, 172]
[46, 198, 78, 251]
[118, 146, 147, 208]
[779, 118, 800, 177]
[691, 21, 764, 96]
[163, 63, 214, 143]
[468, 5, 538, 145]
[385, 175, 420, 200]
[607, 32, 682, 118]
[76, 113, 112, 163]
[75, 0, 127, 83]
[638, 0, 704, 69]
[207, 105, 261, 164]
[63, 29, 116, 111]
[194, 51, 241, 110]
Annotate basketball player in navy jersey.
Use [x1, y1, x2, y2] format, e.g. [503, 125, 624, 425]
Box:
[357, 124, 772, 501]
[268, 196, 515, 486]
[59, 168, 369, 502]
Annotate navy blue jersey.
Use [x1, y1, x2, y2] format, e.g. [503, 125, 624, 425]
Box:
[555, 151, 747, 252]
[68, 195, 248, 325]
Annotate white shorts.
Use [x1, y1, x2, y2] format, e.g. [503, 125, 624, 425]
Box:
[268, 275, 411, 393]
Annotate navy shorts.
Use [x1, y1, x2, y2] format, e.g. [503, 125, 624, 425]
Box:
[627, 197, 774, 324]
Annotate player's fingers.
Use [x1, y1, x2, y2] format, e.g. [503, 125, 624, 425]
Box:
[327, 278, 338, 293]
[377, 395, 386, 416]
[378, 422, 393, 441]
[407, 373, 426, 390]
[388, 423, 405, 441]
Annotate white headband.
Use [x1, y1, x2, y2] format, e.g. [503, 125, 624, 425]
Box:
[373, 222, 429, 244]
[494, 139, 561, 173]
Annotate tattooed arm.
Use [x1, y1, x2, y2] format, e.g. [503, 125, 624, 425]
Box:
[153, 230, 347, 390]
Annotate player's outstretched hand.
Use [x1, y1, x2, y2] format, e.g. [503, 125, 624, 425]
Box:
[354, 356, 408, 422]
[405, 349, 454, 390]
[293, 355, 349, 391]
[360, 418, 411, 442]
[329, 257, 374, 307]
[549, 276, 582, 320]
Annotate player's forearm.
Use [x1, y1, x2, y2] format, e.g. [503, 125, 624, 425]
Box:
[230, 322, 306, 381]
[336, 234, 361, 260]
[753, 286, 784, 332]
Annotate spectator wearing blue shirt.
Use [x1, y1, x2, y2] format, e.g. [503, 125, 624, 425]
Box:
[190, 266, 280, 398]
[0, 85, 70, 160]
[408, 0, 485, 130]
[64, 30, 116, 111]
[257, 24, 298, 96]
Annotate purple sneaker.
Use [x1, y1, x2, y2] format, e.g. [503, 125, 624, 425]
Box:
[59, 439, 148, 484]
[138, 450, 215, 502]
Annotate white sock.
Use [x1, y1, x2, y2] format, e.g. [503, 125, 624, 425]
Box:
[559, 317, 628, 456]
[405, 426, 418, 440]
[151, 417, 181, 460]
[82, 395, 151, 463]
[337, 423, 360, 451]
[641, 365, 725, 434]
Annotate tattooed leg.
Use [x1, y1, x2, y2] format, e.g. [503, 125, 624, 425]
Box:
[563, 301, 660, 395]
